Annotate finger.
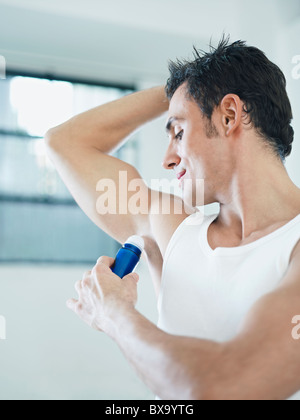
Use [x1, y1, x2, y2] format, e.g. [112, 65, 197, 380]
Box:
[82, 270, 92, 281]
[96, 256, 115, 269]
[66, 298, 78, 312]
[82, 276, 92, 288]
[75, 280, 82, 295]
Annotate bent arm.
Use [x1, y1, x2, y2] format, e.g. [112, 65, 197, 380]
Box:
[107, 306, 223, 400]
[45, 86, 168, 154]
[44, 87, 169, 247]
[104, 246, 300, 400]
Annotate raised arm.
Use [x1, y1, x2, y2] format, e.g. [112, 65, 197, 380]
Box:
[45, 87, 168, 244]
[46, 86, 169, 155]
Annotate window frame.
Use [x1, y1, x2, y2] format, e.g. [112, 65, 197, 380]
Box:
[0, 68, 135, 207]
[0, 69, 135, 263]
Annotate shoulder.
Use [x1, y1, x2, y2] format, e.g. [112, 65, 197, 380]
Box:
[149, 191, 201, 258]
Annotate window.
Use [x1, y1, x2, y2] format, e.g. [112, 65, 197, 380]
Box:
[0, 73, 136, 263]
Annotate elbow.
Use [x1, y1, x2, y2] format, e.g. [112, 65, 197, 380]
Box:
[187, 362, 230, 400]
[44, 127, 60, 150]
[44, 125, 68, 158]
[189, 376, 249, 401]
[188, 383, 217, 401]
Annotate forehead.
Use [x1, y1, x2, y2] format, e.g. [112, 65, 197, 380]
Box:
[168, 84, 190, 116]
[167, 83, 200, 122]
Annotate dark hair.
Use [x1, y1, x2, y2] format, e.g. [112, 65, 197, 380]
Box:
[165, 36, 294, 161]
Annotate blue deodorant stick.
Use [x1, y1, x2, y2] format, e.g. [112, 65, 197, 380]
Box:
[111, 236, 145, 278]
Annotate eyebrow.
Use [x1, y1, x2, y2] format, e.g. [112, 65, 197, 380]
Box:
[165, 117, 185, 133]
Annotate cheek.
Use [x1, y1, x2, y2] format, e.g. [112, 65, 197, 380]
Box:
[189, 142, 214, 175]
[185, 153, 205, 180]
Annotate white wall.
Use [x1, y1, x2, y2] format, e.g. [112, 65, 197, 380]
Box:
[1, 0, 299, 86]
[0, 260, 157, 400]
[0, 0, 300, 400]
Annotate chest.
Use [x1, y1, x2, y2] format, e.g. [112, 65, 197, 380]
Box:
[157, 239, 284, 341]
[207, 220, 288, 251]
[144, 240, 164, 296]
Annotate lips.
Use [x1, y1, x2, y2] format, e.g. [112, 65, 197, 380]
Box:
[177, 170, 186, 180]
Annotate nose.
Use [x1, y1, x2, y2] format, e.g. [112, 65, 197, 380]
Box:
[162, 143, 181, 170]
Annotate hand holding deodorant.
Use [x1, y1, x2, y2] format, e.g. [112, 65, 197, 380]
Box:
[111, 236, 145, 278]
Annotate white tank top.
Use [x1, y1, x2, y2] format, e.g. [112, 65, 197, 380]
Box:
[157, 211, 300, 400]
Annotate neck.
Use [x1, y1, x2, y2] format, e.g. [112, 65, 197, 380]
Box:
[216, 147, 300, 240]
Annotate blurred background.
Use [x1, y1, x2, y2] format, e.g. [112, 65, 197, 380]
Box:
[0, 0, 299, 400]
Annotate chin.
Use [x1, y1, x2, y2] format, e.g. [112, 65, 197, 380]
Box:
[182, 178, 205, 208]
[184, 179, 207, 207]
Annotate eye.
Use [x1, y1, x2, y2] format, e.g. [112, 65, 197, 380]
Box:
[175, 130, 184, 141]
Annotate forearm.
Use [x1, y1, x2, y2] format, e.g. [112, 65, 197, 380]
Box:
[108, 305, 223, 400]
[46, 86, 169, 154]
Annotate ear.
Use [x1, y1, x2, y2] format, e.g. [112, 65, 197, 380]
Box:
[220, 94, 243, 136]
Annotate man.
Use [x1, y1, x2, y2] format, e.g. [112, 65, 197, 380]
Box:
[45, 37, 300, 400]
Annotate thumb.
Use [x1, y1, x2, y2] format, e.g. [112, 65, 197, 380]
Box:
[123, 272, 139, 282]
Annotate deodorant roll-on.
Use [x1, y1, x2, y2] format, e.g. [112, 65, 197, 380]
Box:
[111, 236, 145, 279]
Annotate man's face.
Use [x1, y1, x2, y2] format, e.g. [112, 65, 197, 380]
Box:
[163, 83, 228, 207]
